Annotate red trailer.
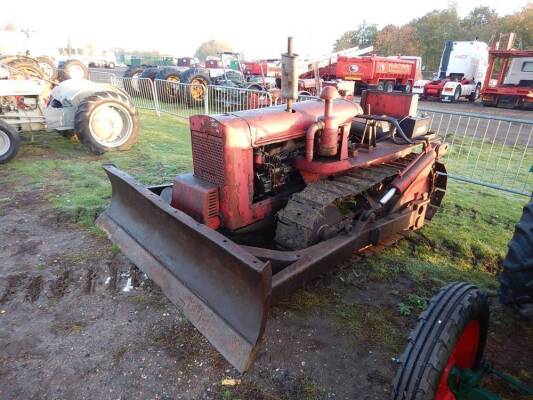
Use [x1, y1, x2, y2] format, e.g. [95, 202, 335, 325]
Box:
[481, 34, 533, 109]
[300, 55, 420, 94]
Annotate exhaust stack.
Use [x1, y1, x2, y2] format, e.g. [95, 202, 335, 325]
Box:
[281, 37, 298, 112]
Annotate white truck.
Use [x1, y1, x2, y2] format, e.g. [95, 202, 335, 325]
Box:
[413, 40, 489, 102]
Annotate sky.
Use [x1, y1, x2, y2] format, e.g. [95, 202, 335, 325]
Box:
[1, 0, 529, 60]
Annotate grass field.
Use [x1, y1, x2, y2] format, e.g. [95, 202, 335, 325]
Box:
[2, 109, 531, 399]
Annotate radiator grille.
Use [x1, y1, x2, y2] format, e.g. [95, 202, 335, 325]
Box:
[191, 131, 225, 187]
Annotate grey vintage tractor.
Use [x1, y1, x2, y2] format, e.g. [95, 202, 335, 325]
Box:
[0, 59, 139, 163]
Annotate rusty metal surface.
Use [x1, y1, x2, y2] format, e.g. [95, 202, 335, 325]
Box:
[96, 165, 271, 373]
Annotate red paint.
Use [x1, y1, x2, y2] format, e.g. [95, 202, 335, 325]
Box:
[360, 90, 418, 117]
[436, 320, 481, 400]
[481, 48, 533, 108]
[181, 93, 438, 233]
[300, 55, 420, 88]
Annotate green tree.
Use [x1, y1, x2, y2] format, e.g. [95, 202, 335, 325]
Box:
[194, 40, 232, 62]
[460, 6, 498, 43]
[333, 22, 378, 51]
[411, 6, 462, 71]
[374, 24, 421, 56]
[498, 6, 533, 49]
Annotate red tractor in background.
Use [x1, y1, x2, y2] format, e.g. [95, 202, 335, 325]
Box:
[481, 33, 533, 110]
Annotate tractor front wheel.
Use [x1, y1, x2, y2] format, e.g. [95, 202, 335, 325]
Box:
[0, 121, 21, 164]
[74, 91, 140, 154]
[392, 282, 489, 400]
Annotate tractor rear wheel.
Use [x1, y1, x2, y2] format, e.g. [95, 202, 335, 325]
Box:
[155, 67, 182, 102]
[123, 67, 144, 97]
[5, 58, 46, 81]
[0, 121, 21, 164]
[499, 196, 533, 316]
[59, 59, 88, 81]
[140, 67, 159, 81]
[392, 282, 489, 400]
[74, 91, 140, 154]
[179, 68, 211, 104]
[36, 56, 57, 81]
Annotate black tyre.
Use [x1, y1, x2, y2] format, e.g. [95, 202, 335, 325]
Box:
[393, 282, 489, 400]
[123, 67, 144, 97]
[59, 59, 88, 81]
[124, 67, 144, 78]
[376, 81, 385, 91]
[403, 81, 413, 94]
[499, 197, 533, 311]
[35, 56, 57, 81]
[140, 67, 159, 81]
[0, 121, 21, 164]
[451, 86, 461, 103]
[155, 67, 182, 102]
[74, 91, 140, 154]
[468, 85, 480, 102]
[107, 62, 116, 69]
[384, 81, 394, 93]
[179, 68, 211, 103]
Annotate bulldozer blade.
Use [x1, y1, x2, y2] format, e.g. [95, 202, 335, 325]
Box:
[96, 165, 272, 373]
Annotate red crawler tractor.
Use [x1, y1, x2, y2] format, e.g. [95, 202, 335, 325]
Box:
[97, 39, 448, 373]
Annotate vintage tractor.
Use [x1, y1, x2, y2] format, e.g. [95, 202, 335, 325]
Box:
[0, 59, 139, 163]
[97, 39, 448, 373]
[393, 196, 533, 399]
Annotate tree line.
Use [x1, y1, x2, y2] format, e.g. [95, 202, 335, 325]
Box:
[333, 4, 532, 71]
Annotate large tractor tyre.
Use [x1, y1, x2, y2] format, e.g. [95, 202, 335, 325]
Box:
[74, 91, 140, 154]
[59, 59, 88, 81]
[155, 67, 182, 102]
[468, 85, 481, 102]
[140, 67, 159, 81]
[5, 58, 46, 81]
[123, 67, 145, 97]
[392, 282, 489, 400]
[179, 68, 211, 104]
[124, 67, 144, 79]
[499, 197, 533, 312]
[35, 56, 57, 81]
[0, 121, 21, 164]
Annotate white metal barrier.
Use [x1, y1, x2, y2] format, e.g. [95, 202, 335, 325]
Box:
[94, 71, 532, 196]
[206, 85, 273, 115]
[88, 70, 114, 84]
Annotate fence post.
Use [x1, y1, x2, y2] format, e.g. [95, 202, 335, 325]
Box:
[204, 85, 209, 115]
[151, 79, 160, 117]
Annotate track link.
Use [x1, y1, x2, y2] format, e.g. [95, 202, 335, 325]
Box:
[275, 155, 418, 250]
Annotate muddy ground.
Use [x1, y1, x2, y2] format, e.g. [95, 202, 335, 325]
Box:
[1, 185, 532, 400]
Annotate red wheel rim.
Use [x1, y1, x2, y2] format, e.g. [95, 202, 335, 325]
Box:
[435, 320, 481, 400]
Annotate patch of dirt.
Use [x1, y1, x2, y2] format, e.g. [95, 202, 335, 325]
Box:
[0, 185, 531, 400]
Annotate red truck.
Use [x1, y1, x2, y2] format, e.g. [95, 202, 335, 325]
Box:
[300, 55, 421, 94]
